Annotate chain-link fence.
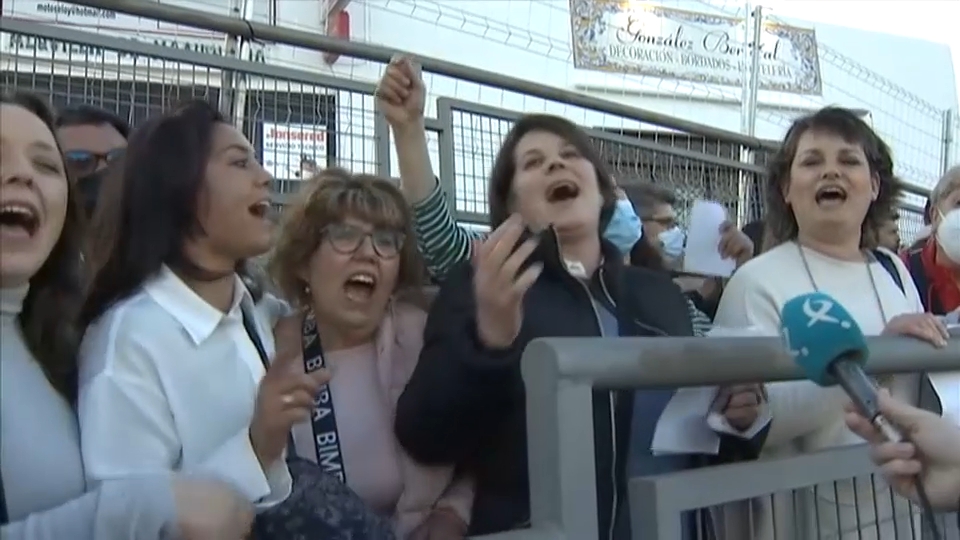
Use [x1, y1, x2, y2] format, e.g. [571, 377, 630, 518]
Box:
[1, 14, 772, 234]
[949, 109, 960, 172]
[1, 15, 940, 244]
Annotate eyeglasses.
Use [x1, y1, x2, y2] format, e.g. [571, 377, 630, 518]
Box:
[642, 216, 677, 228]
[64, 148, 125, 177]
[324, 223, 405, 259]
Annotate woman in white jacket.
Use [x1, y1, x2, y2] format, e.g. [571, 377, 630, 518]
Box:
[713, 107, 950, 540]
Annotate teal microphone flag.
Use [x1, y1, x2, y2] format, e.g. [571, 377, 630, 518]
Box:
[779, 292, 869, 386]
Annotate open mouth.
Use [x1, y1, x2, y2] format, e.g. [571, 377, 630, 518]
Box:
[814, 186, 848, 206]
[0, 202, 40, 238]
[343, 271, 377, 303]
[248, 200, 272, 220]
[545, 180, 580, 203]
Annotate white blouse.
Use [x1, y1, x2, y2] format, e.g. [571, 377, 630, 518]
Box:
[78, 266, 292, 508]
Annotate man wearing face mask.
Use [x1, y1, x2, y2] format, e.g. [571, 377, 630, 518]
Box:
[55, 105, 129, 218]
[903, 166, 960, 316]
[623, 182, 754, 319]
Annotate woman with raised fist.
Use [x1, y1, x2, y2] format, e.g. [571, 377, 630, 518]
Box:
[393, 112, 765, 539]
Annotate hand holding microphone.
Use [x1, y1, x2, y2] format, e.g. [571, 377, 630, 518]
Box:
[779, 292, 900, 441]
[845, 391, 960, 511]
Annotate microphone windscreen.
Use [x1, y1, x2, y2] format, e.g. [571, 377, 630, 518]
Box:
[779, 292, 868, 386]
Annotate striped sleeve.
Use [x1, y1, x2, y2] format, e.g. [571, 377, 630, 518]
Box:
[411, 179, 487, 281]
[685, 297, 713, 337]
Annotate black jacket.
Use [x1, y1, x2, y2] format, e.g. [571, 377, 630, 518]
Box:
[394, 230, 695, 538]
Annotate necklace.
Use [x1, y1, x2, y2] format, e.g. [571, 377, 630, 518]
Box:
[795, 241, 890, 325]
[796, 241, 895, 387]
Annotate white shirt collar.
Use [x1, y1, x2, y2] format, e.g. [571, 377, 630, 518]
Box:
[144, 265, 252, 345]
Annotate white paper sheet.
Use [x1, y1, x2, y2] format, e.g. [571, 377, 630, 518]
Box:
[930, 371, 960, 425]
[682, 200, 736, 278]
[651, 386, 724, 455]
[650, 326, 774, 455]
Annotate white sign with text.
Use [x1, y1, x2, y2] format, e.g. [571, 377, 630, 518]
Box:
[1, 0, 267, 65]
[569, 0, 823, 95]
[262, 123, 329, 182]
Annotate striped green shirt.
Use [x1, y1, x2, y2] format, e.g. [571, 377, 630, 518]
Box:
[410, 180, 712, 336]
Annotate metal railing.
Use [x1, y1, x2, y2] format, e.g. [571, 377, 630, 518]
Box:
[497, 333, 960, 540]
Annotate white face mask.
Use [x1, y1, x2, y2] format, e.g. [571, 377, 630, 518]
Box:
[935, 208, 960, 264]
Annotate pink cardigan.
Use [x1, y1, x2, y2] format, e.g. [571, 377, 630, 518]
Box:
[274, 301, 474, 537]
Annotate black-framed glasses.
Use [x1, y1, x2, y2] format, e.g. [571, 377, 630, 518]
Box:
[324, 223, 405, 259]
[642, 216, 677, 229]
[64, 148, 125, 177]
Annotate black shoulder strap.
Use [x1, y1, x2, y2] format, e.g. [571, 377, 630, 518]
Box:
[241, 309, 270, 369]
[239, 306, 296, 450]
[905, 250, 945, 314]
[1, 472, 8, 525]
[872, 249, 905, 294]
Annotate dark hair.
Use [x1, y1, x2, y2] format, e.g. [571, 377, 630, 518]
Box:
[56, 104, 130, 139]
[487, 114, 616, 229]
[82, 100, 233, 326]
[923, 198, 932, 225]
[628, 237, 666, 271]
[2, 91, 86, 403]
[269, 168, 426, 308]
[764, 106, 902, 248]
[740, 219, 765, 258]
[621, 182, 677, 218]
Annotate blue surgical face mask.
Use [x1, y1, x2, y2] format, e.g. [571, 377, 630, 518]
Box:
[658, 226, 686, 259]
[603, 198, 643, 255]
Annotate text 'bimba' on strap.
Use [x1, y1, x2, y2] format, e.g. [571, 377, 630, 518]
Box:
[301, 310, 348, 484]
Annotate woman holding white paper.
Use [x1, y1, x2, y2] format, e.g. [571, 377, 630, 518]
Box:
[713, 107, 950, 540]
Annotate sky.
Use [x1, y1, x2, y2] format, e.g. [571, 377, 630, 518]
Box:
[760, 0, 960, 108]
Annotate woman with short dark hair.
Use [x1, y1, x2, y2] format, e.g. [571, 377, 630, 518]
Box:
[393, 112, 768, 539]
[714, 106, 949, 538]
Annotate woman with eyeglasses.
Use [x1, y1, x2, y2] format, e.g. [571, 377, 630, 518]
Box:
[268, 168, 473, 539]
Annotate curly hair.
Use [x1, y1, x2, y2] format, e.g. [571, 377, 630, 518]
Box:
[268, 168, 425, 308]
[2, 90, 87, 403]
[764, 107, 902, 249]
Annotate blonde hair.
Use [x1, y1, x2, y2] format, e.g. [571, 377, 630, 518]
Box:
[931, 165, 960, 213]
[268, 168, 425, 308]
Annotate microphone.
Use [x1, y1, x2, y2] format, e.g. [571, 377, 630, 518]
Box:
[778, 292, 903, 443]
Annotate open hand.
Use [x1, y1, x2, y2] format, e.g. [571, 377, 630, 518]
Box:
[249, 345, 332, 467]
[718, 221, 753, 267]
[474, 214, 542, 349]
[173, 478, 254, 540]
[882, 313, 949, 348]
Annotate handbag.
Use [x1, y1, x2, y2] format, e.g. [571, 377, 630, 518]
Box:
[240, 306, 396, 540]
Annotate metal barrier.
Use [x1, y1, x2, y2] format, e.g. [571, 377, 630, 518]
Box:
[497, 334, 960, 540]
